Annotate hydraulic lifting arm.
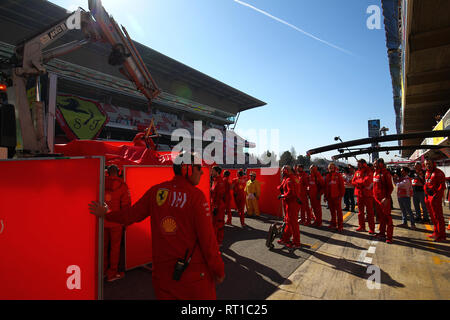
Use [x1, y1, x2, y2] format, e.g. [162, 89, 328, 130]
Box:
[3, 0, 160, 155]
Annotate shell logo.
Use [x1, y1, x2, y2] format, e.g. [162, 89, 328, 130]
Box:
[105, 193, 112, 202]
[161, 216, 177, 234]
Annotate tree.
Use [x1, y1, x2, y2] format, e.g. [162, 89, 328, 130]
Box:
[279, 150, 295, 167]
[296, 155, 311, 168]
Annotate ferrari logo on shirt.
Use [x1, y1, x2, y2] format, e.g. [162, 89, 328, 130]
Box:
[156, 189, 169, 206]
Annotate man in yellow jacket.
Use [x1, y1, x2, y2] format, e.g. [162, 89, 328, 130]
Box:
[245, 171, 261, 217]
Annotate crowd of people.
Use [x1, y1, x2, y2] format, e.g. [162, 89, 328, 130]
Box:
[276, 158, 448, 247]
[89, 154, 449, 299]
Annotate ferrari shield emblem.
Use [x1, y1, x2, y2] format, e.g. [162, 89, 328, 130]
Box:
[56, 95, 108, 140]
[156, 189, 169, 206]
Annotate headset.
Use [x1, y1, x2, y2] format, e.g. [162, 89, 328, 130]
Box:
[180, 162, 193, 178]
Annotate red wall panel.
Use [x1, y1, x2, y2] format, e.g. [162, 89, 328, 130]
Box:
[124, 166, 210, 269]
[252, 168, 282, 217]
[0, 157, 102, 300]
[226, 169, 239, 210]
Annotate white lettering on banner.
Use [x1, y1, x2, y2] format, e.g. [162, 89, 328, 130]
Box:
[66, 265, 81, 290]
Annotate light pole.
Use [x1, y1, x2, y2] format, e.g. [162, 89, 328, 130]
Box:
[334, 136, 358, 162]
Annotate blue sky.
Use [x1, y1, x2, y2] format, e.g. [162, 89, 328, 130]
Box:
[49, 0, 401, 164]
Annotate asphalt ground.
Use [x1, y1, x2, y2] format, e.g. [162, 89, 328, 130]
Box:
[103, 203, 357, 300]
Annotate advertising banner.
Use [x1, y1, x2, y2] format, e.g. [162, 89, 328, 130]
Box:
[56, 95, 109, 140]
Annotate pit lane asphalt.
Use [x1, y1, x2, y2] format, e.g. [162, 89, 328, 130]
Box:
[103, 205, 356, 300]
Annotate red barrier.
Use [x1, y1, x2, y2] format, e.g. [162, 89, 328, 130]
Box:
[252, 168, 282, 217]
[0, 157, 103, 300]
[123, 166, 210, 269]
[226, 168, 240, 210]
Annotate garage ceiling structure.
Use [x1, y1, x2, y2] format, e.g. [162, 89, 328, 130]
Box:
[398, 0, 450, 157]
[0, 0, 266, 118]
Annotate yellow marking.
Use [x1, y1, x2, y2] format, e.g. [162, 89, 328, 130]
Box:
[424, 224, 435, 244]
[343, 212, 351, 221]
[432, 256, 450, 265]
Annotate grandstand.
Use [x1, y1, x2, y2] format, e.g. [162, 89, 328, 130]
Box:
[0, 0, 266, 161]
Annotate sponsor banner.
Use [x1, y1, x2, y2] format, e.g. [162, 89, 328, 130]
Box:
[56, 95, 109, 140]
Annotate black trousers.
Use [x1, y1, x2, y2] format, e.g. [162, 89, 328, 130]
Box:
[344, 188, 355, 210]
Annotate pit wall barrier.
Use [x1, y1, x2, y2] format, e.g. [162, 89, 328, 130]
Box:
[123, 166, 211, 269]
[0, 157, 104, 300]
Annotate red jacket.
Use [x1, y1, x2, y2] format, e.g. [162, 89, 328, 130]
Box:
[352, 166, 373, 198]
[325, 172, 345, 199]
[297, 171, 309, 198]
[308, 170, 324, 196]
[223, 176, 231, 205]
[373, 168, 393, 201]
[210, 176, 226, 209]
[106, 175, 225, 289]
[425, 168, 446, 198]
[232, 177, 246, 201]
[104, 175, 131, 228]
[278, 174, 301, 205]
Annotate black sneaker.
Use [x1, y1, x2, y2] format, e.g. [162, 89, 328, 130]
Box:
[415, 217, 422, 223]
[422, 218, 430, 223]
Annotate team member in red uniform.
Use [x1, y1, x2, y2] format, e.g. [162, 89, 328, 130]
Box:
[89, 152, 225, 300]
[211, 166, 226, 246]
[352, 159, 375, 233]
[277, 165, 302, 249]
[104, 165, 131, 282]
[324, 163, 345, 231]
[295, 165, 314, 226]
[424, 159, 447, 242]
[231, 170, 247, 227]
[223, 170, 233, 225]
[309, 165, 325, 227]
[373, 158, 394, 243]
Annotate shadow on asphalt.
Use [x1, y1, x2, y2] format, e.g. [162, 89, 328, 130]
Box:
[301, 247, 405, 288]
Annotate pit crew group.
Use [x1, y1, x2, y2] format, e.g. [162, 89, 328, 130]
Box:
[275, 158, 448, 250]
[90, 155, 448, 299]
